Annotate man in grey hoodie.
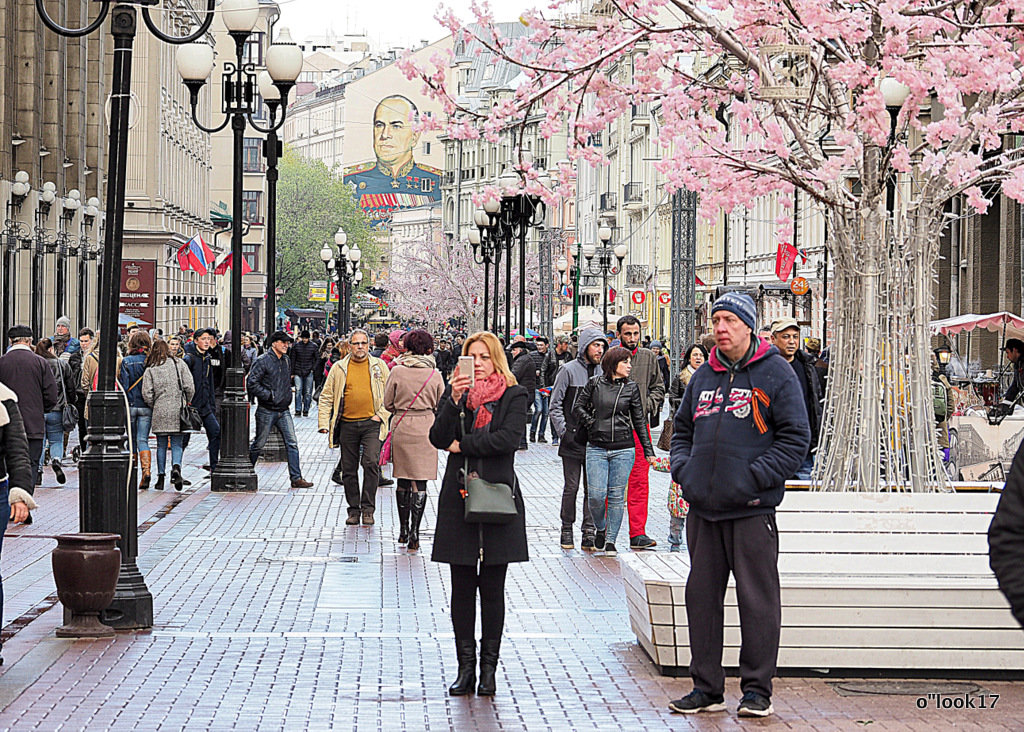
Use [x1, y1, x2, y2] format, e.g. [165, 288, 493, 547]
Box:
[549, 327, 607, 550]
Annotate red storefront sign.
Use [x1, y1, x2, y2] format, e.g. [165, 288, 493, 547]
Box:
[658, 292, 671, 305]
[120, 260, 156, 327]
[631, 291, 646, 305]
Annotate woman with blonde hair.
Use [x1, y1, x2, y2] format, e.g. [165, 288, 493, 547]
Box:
[429, 331, 529, 697]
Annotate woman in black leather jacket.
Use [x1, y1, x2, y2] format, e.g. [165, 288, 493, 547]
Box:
[573, 346, 655, 556]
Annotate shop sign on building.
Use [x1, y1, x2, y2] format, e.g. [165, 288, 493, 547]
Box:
[120, 260, 156, 326]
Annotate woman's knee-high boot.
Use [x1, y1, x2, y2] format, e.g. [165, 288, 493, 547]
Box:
[407, 492, 427, 551]
[448, 640, 476, 696]
[396, 488, 411, 544]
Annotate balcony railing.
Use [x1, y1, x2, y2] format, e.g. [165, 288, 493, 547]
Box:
[599, 192, 617, 211]
[623, 182, 644, 204]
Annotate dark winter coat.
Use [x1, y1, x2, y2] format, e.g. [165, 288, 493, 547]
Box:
[511, 350, 537, 393]
[45, 357, 76, 412]
[549, 328, 607, 460]
[290, 340, 319, 377]
[989, 439, 1024, 629]
[574, 375, 655, 456]
[435, 348, 456, 377]
[670, 337, 810, 522]
[183, 343, 217, 417]
[0, 384, 34, 494]
[247, 351, 294, 412]
[429, 384, 530, 566]
[0, 346, 59, 440]
[626, 347, 666, 423]
[528, 349, 546, 387]
[541, 348, 572, 388]
[790, 349, 823, 452]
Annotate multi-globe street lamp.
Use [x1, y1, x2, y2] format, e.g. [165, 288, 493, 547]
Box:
[35, 0, 220, 630]
[320, 228, 361, 335]
[468, 202, 505, 333]
[581, 223, 627, 332]
[471, 159, 550, 341]
[175, 1, 303, 493]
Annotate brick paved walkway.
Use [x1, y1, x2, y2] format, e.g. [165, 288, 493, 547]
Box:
[0, 406, 1021, 730]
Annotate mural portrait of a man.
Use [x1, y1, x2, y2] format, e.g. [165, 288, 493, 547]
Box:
[344, 94, 441, 225]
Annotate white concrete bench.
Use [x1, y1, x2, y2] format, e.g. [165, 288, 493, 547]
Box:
[620, 491, 1024, 675]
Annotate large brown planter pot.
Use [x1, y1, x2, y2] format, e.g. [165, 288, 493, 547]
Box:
[51, 533, 121, 638]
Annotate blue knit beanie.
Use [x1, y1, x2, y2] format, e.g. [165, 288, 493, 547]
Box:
[711, 292, 757, 332]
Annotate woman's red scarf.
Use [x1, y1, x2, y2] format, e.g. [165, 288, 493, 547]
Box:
[466, 372, 507, 429]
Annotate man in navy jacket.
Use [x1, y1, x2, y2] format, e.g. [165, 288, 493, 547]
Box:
[184, 328, 221, 472]
[667, 292, 809, 719]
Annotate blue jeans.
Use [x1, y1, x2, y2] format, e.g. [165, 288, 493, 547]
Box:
[155, 434, 185, 475]
[294, 374, 314, 413]
[129, 406, 152, 455]
[202, 411, 221, 470]
[249, 407, 302, 481]
[531, 391, 549, 438]
[585, 445, 634, 546]
[795, 454, 814, 481]
[41, 411, 65, 466]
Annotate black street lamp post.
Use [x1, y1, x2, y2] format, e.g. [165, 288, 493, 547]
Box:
[2, 172, 32, 339]
[468, 206, 503, 331]
[35, 0, 219, 629]
[176, 6, 303, 493]
[32, 181, 57, 338]
[55, 189, 81, 321]
[78, 197, 101, 326]
[258, 72, 283, 339]
[320, 229, 361, 336]
[581, 223, 627, 333]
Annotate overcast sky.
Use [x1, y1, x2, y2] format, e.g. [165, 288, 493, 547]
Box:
[274, 0, 527, 50]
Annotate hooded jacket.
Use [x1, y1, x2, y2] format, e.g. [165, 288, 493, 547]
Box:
[549, 327, 607, 460]
[670, 337, 810, 521]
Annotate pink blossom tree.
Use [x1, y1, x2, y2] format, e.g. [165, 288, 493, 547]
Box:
[402, 0, 1024, 490]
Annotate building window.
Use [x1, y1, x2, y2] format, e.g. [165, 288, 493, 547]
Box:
[243, 32, 265, 66]
[243, 137, 263, 173]
[242, 190, 263, 224]
[243, 244, 259, 270]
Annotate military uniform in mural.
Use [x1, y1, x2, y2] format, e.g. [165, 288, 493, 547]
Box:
[344, 159, 440, 226]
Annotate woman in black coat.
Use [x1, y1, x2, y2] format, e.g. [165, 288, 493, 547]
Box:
[429, 331, 529, 698]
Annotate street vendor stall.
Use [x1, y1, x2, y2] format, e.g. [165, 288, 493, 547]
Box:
[930, 312, 1024, 481]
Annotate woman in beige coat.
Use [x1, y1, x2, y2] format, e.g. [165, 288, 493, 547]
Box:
[383, 329, 444, 552]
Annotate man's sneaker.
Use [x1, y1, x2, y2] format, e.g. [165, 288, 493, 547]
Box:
[581, 535, 596, 551]
[345, 514, 360, 526]
[291, 478, 313, 488]
[630, 534, 657, 550]
[51, 459, 66, 485]
[362, 512, 375, 525]
[530, 433, 536, 442]
[538, 435, 547, 443]
[551, 437, 559, 446]
[559, 528, 574, 549]
[593, 531, 606, 551]
[331, 468, 343, 485]
[668, 689, 726, 714]
[604, 542, 618, 556]
[737, 691, 773, 717]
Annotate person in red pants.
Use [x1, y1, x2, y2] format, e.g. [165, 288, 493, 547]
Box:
[615, 316, 665, 550]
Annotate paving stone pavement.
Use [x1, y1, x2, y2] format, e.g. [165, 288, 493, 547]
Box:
[0, 405, 1021, 731]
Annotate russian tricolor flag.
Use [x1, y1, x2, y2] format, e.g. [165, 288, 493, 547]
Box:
[177, 234, 213, 275]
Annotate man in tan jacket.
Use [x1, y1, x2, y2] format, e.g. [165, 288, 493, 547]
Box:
[318, 329, 390, 525]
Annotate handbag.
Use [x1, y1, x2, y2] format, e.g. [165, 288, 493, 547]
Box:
[174, 360, 204, 432]
[56, 363, 79, 432]
[458, 404, 517, 524]
[656, 418, 673, 452]
[378, 369, 435, 467]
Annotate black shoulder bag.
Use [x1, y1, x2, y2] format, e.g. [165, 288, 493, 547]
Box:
[458, 404, 518, 524]
[175, 359, 204, 432]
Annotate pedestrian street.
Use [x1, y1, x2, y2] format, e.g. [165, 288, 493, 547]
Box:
[0, 407, 1021, 731]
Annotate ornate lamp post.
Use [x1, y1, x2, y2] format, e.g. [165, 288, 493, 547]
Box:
[321, 228, 360, 335]
[581, 222, 627, 332]
[56, 189, 81, 321]
[32, 181, 57, 337]
[35, 0, 219, 629]
[176, 4, 303, 492]
[257, 70, 285, 338]
[2, 172, 32, 338]
[319, 244, 337, 334]
[78, 197, 101, 326]
[469, 199, 505, 334]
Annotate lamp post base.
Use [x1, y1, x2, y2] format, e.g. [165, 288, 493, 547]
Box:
[211, 368, 258, 492]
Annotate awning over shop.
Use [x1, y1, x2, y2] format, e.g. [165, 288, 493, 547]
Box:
[930, 312, 1024, 341]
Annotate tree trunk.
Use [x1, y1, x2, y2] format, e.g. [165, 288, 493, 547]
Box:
[814, 206, 948, 492]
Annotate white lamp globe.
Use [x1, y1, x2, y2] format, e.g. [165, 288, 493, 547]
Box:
[87, 196, 100, 208]
[349, 244, 362, 264]
[880, 77, 911, 108]
[474, 208, 489, 227]
[598, 224, 612, 242]
[582, 242, 597, 260]
[319, 245, 333, 263]
[335, 228, 347, 247]
[613, 243, 628, 259]
[483, 197, 501, 215]
[221, 0, 260, 34]
[257, 71, 280, 102]
[176, 41, 215, 82]
[266, 27, 304, 83]
[14, 171, 29, 184]
[355, 270, 363, 283]
[556, 256, 568, 273]
[468, 228, 481, 245]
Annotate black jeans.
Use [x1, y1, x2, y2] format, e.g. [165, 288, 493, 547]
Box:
[560, 456, 595, 536]
[685, 512, 781, 699]
[337, 419, 381, 515]
[27, 438, 43, 492]
[450, 563, 509, 642]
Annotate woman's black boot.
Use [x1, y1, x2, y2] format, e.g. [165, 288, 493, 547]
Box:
[396, 488, 410, 544]
[477, 639, 500, 696]
[407, 492, 427, 552]
[448, 640, 476, 696]
[154, 474, 165, 491]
